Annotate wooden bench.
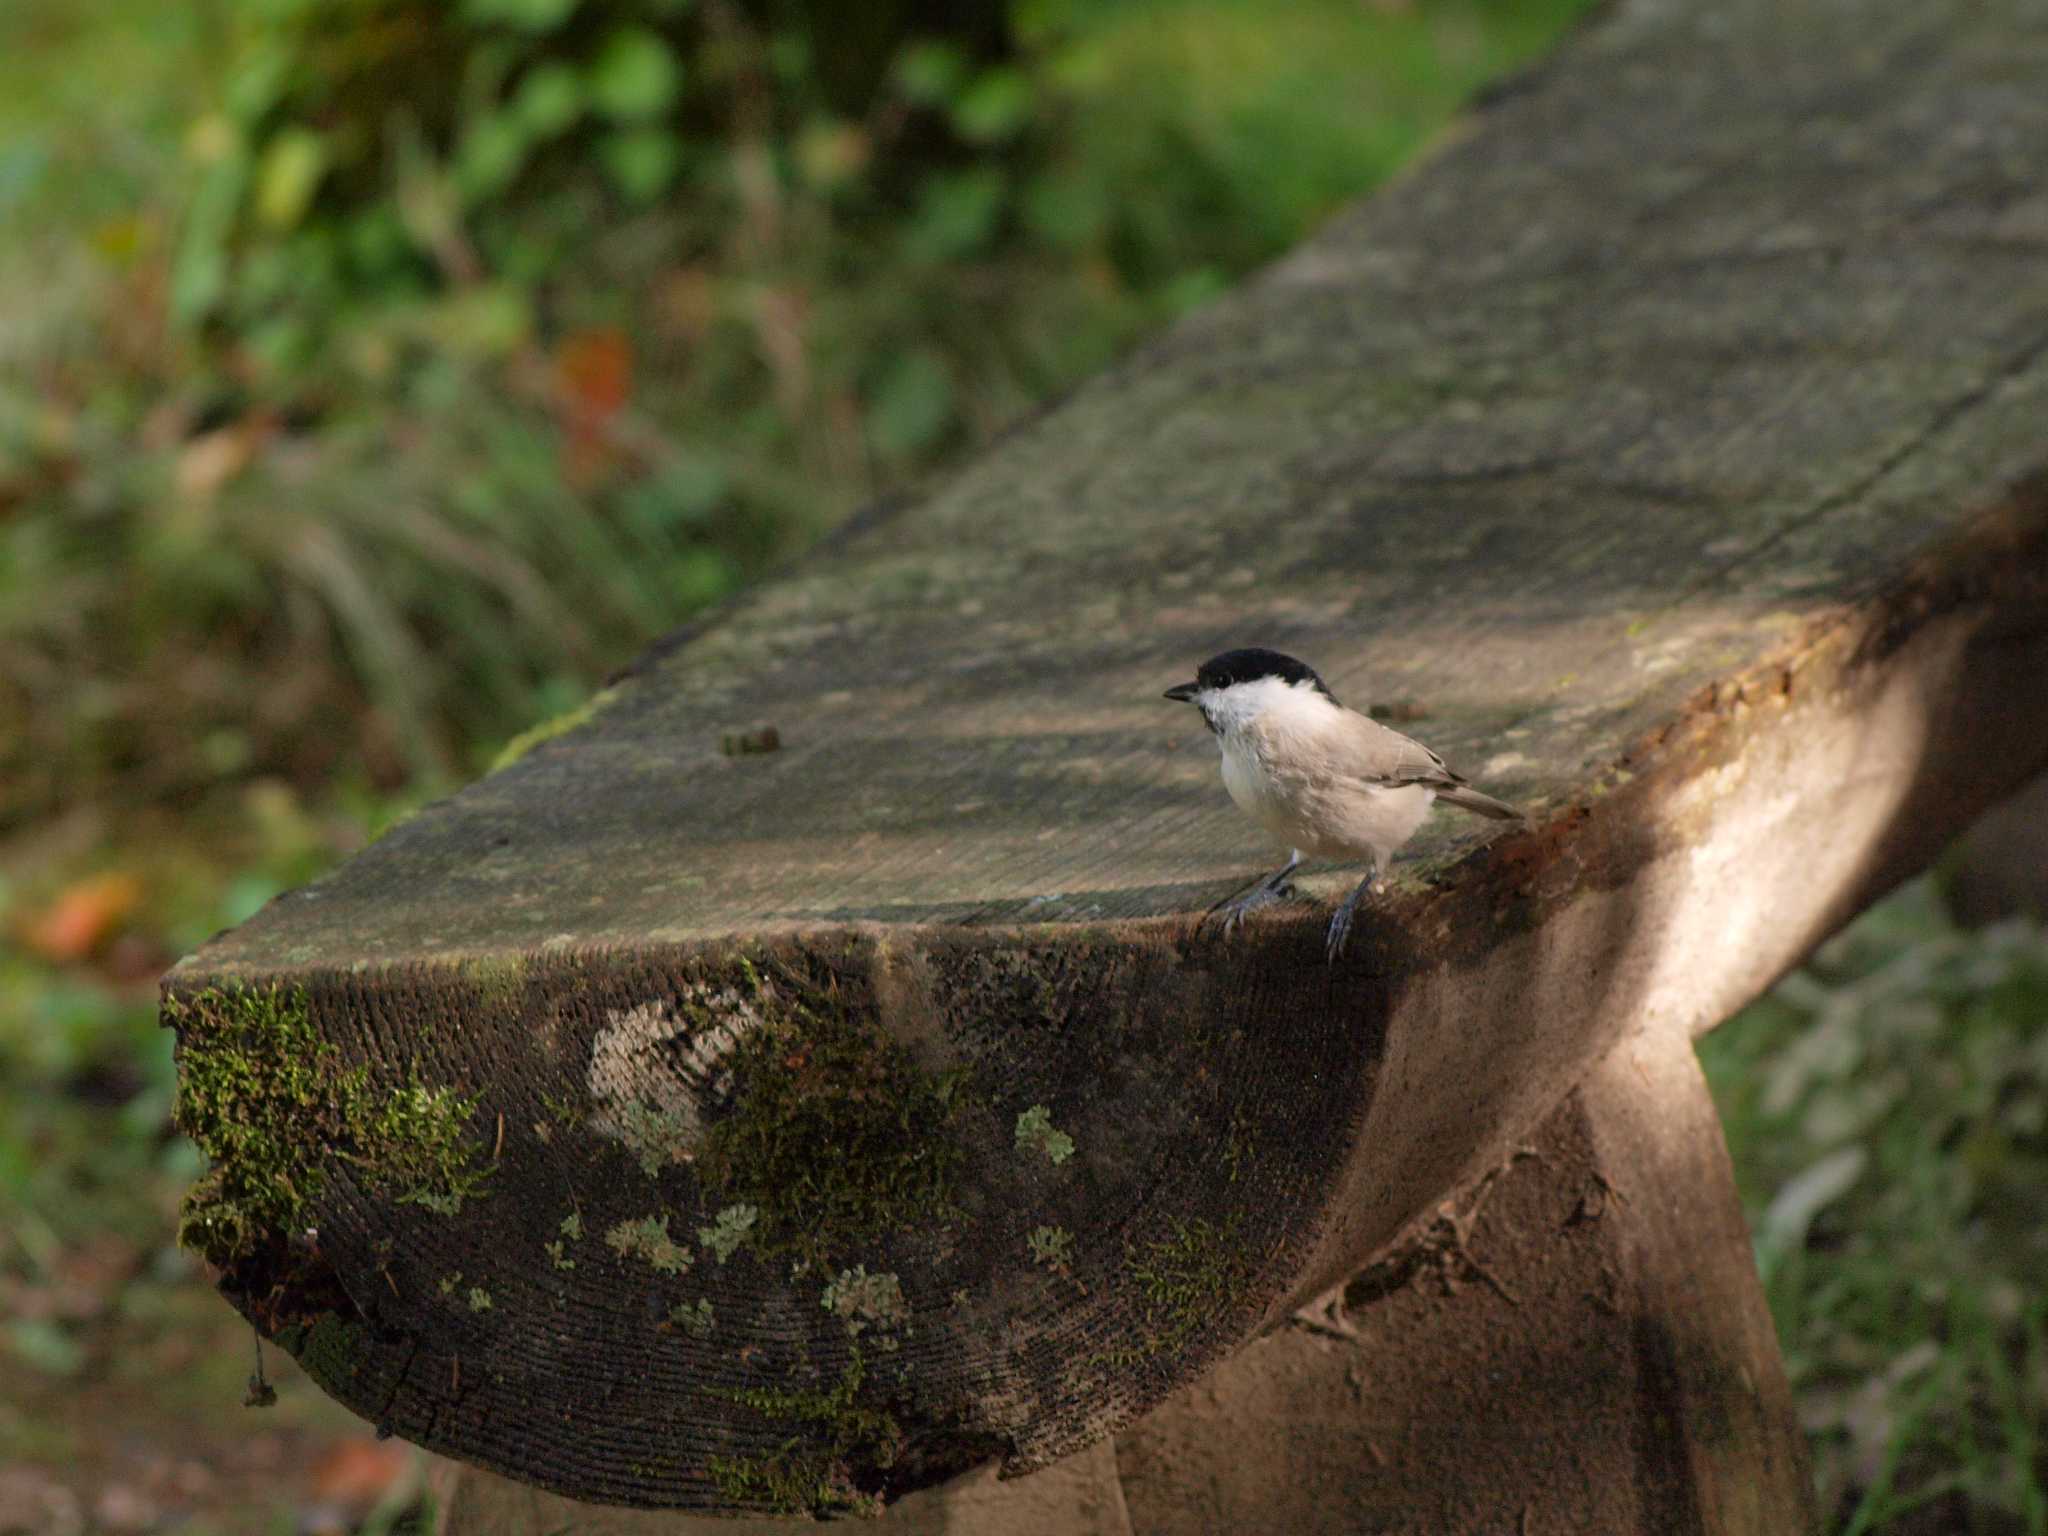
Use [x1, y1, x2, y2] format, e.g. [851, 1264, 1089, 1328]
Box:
[165, 0, 2048, 1528]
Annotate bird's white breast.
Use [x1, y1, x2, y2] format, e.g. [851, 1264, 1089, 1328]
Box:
[1218, 729, 1278, 823]
[1209, 677, 1330, 842]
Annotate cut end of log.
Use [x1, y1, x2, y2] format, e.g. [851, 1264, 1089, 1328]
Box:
[165, 929, 1365, 1512]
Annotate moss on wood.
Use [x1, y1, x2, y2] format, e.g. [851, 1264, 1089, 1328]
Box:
[707, 1351, 902, 1518]
[1094, 1216, 1257, 1370]
[488, 685, 619, 773]
[170, 984, 491, 1268]
[694, 959, 972, 1267]
[1014, 1103, 1076, 1166]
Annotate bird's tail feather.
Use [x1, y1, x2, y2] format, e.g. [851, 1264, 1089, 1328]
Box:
[1436, 784, 1523, 821]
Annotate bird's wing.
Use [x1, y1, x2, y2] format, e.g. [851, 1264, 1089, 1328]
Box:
[1326, 709, 1469, 790]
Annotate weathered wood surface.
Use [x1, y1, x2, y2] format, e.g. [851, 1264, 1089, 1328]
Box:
[433, 1438, 1134, 1536]
[434, 1023, 1815, 1532]
[167, 0, 2048, 1513]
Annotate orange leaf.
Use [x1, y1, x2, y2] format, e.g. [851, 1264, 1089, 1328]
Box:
[554, 327, 634, 483]
[556, 327, 632, 421]
[306, 1436, 411, 1507]
[23, 873, 144, 962]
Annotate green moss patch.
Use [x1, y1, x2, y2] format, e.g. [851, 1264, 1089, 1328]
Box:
[611, 1097, 698, 1178]
[1096, 1215, 1255, 1369]
[170, 983, 491, 1269]
[488, 686, 618, 773]
[669, 1297, 715, 1338]
[708, 1351, 901, 1517]
[695, 961, 970, 1267]
[821, 1265, 908, 1343]
[697, 1203, 757, 1264]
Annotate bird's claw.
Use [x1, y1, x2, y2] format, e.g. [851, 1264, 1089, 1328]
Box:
[1324, 908, 1354, 962]
[1204, 880, 1295, 939]
[1324, 876, 1382, 962]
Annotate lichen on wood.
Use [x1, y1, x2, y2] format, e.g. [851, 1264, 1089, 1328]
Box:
[604, 1213, 693, 1273]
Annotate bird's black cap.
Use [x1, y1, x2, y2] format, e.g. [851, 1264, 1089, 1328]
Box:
[1164, 647, 1335, 702]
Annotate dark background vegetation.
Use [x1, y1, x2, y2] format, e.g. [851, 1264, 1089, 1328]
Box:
[0, 0, 2040, 1530]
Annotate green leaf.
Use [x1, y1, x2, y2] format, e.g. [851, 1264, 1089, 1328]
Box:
[589, 28, 682, 121]
[253, 128, 328, 231]
[462, 0, 581, 31]
[598, 129, 681, 202]
[512, 62, 586, 137]
[1160, 265, 1229, 316]
[454, 111, 532, 203]
[895, 41, 966, 105]
[765, 31, 810, 84]
[426, 283, 535, 358]
[952, 68, 1034, 143]
[672, 550, 738, 608]
[868, 352, 953, 458]
[621, 459, 729, 532]
[224, 43, 292, 124]
[8, 1319, 84, 1378]
[169, 148, 249, 322]
[222, 874, 283, 927]
[0, 142, 50, 217]
[902, 169, 1005, 264]
[343, 205, 411, 278]
[1011, 0, 1089, 47]
[1021, 172, 1108, 249]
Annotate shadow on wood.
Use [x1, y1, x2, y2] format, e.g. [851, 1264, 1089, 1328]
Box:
[434, 1023, 1813, 1532]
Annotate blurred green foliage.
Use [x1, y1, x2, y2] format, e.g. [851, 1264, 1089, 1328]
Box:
[1703, 882, 2048, 1534]
[0, 0, 1588, 825]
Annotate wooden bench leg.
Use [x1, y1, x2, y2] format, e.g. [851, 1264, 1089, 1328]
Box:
[1113, 1024, 1815, 1535]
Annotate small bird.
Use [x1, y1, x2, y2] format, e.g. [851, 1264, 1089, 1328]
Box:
[1165, 647, 1522, 960]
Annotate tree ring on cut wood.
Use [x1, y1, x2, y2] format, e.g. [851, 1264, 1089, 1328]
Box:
[169, 927, 1376, 1512]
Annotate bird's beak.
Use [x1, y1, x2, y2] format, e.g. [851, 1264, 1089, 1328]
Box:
[1163, 681, 1200, 703]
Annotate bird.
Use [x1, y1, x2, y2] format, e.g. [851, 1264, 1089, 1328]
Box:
[1164, 647, 1522, 960]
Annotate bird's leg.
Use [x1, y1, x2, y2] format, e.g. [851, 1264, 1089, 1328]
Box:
[1205, 850, 1302, 938]
[1325, 864, 1383, 962]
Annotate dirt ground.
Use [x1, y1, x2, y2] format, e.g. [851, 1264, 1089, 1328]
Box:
[1, 1275, 425, 1536]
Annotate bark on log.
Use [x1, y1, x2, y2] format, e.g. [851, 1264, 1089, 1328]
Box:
[165, 0, 2048, 1513]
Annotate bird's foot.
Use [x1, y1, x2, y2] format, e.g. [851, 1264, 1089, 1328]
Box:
[1324, 907, 1356, 962]
[1205, 879, 1296, 939]
[1324, 876, 1382, 962]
